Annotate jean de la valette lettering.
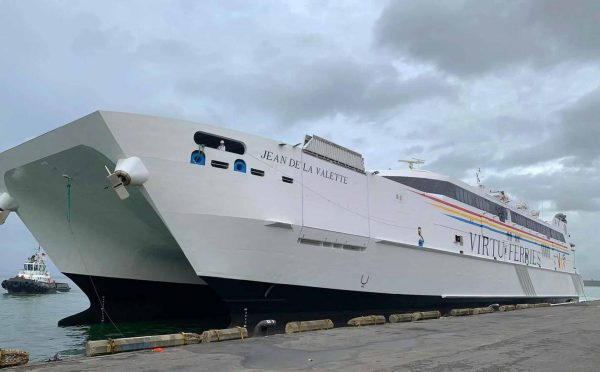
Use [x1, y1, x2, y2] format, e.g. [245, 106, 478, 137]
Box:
[260, 149, 348, 185]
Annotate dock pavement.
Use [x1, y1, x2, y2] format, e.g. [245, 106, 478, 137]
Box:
[11, 300, 600, 372]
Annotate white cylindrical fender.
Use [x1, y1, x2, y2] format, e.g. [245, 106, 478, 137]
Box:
[114, 157, 149, 186]
[0, 192, 17, 211]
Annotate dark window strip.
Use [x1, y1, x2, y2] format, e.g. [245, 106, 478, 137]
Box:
[210, 160, 229, 169]
[385, 176, 565, 242]
[251, 168, 265, 177]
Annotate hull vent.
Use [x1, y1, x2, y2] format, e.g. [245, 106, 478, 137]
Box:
[303, 135, 365, 173]
[515, 265, 537, 296]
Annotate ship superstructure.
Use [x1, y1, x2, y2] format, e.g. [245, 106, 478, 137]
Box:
[0, 111, 583, 327]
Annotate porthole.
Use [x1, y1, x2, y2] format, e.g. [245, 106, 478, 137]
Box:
[190, 150, 205, 165]
[234, 159, 247, 173]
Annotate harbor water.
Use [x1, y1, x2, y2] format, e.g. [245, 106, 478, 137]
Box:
[1, 277, 600, 362]
[0, 276, 220, 362]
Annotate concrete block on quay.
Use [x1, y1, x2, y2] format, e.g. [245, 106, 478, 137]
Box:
[499, 304, 516, 312]
[413, 310, 441, 320]
[450, 308, 473, 316]
[388, 313, 414, 323]
[201, 327, 248, 343]
[347, 315, 386, 326]
[285, 319, 334, 334]
[534, 303, 551, 308]
[86, 333, 201, 357]
[516, 304, 531, 310]
[472, 307, 494, 315]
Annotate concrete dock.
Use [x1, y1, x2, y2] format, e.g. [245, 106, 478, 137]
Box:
[12, 301, 600, 371]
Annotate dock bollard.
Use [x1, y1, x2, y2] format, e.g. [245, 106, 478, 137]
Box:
[201, 327, 248, 343]
[347, 315, 386, 326]
[0, 349, 29, 368]
[285, 319, 334, 334]
[254, 320, 277, 336]
[450, 308, 473, 316]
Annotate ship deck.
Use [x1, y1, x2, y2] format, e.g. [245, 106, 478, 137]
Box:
[15, 300, 600, 371]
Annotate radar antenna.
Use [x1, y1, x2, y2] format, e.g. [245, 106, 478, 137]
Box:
[475, 168, 486, 189]
[398, 158, 425, 170]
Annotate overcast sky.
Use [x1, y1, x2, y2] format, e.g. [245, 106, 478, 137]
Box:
[0, 0, 598, 279]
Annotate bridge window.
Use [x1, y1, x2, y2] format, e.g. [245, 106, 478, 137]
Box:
[194, 131, 245, 155]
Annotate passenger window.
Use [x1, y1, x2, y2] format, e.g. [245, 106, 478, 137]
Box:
[282, 176, 293, 184]
[194, 131, 245, 155]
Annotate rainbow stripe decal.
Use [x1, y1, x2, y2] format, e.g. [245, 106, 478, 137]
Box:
[418, 192, 570, 255]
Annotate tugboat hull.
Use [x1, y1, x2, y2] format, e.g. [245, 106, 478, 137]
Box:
[1, 277, 57, 294]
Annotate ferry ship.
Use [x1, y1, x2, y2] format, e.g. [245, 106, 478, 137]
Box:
[0, 111, 583, 327]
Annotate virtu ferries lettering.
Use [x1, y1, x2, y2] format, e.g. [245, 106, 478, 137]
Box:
[260, 150, 348, 184]
[469, 232, 542, 267]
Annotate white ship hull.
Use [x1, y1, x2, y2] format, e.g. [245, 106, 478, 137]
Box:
[0, 111, 582, 327]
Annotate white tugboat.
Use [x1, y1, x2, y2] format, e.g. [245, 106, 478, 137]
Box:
[1, 248, 70, 294]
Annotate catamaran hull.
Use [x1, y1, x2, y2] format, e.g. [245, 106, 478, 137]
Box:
[59, 273, 229, 326]
[201, 275, 577, 329]
[0, 111, 584, 329]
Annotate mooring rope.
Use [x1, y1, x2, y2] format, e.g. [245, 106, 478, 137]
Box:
[65, 176, 71, 223]
[63, 174, 123, 337]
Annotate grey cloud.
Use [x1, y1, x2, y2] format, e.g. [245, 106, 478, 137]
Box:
[176, 58, 456, 124]
[71, 28, 110, 54]
[135, 38, 203, 64]
[483, 164, 600, 212]
[1, 0, 599, 278]
[501, 86, 600, 167]
[423, 115, 546, 178]
[427, 84, 600, 177]
[375, 0, 600, 76]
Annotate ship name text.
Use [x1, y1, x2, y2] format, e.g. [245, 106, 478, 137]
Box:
[469, 232, 541, 267]
[260, 150, 348, 184]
